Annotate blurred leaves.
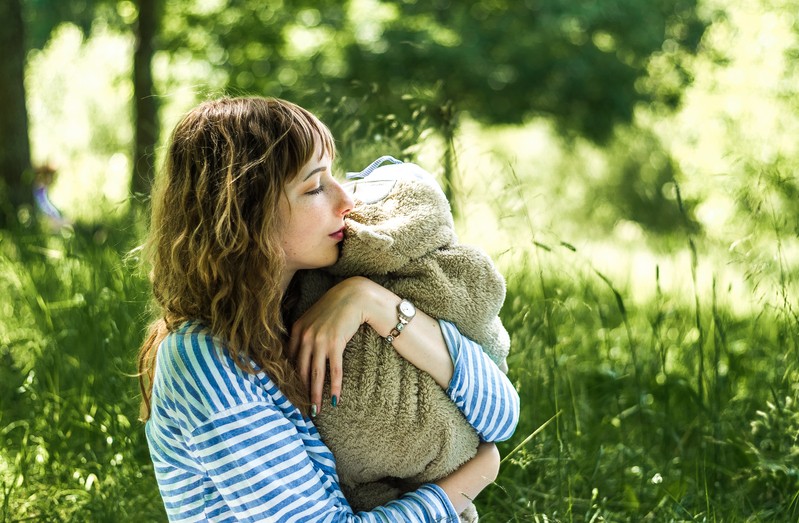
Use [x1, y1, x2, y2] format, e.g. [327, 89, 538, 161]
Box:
[327, 0, 707, 143]
[600, 126, 700, 236]
[147, 0, 708, 145]
[16, 0, 719, 234]
[21, 0, 127, 49]
[158, 0, 348, 96]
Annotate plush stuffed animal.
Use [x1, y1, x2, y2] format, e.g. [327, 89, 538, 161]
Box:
[290, 157, 510, 520]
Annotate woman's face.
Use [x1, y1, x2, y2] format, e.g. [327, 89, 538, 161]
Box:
[277, 147, 353, 287]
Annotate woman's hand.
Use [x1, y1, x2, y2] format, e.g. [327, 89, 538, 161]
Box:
[288, 277, 373, 414]
[289, 275, 456, 415]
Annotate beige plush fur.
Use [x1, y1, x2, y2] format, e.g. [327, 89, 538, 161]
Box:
[290, 161, 510, 520]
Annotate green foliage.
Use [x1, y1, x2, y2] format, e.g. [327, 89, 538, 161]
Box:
[329, 0, 706, 143]
[312, 89, 450, 170]
[18, 0, 717, 234]
[152, 0, 707, 145]
[742, 394, 799, 517]
[597, 126, 700, 236]
[158, 0, 347, 97]
[21, 0, 127, 50]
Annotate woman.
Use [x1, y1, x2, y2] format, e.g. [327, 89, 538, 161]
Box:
[138, 96, 519, 521]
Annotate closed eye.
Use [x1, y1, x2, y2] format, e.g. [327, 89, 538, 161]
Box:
[305, 185, 325, 195]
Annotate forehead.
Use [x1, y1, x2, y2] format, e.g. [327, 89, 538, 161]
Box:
[288, 146, 331, 184]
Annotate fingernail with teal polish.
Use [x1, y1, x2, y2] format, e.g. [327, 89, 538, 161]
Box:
[311, 404, 317, 418]
[331, 395, 338, 407]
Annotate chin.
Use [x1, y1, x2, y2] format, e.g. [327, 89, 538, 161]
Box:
[314, 250, 340, 270]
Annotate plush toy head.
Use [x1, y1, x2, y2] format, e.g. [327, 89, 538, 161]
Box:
[329, 161, 456, 276]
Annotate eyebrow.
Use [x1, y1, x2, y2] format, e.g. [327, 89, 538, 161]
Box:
[303, 166, 328, 181]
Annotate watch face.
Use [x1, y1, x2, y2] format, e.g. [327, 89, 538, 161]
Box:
[399, 300, 416, 317]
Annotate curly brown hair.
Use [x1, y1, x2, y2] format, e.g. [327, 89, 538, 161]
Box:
[137, 97, 335, 420]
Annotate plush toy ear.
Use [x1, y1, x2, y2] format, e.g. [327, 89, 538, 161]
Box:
[355, 227, 394, 250]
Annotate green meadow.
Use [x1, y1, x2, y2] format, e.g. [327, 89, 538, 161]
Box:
[2, 196, 797, 521]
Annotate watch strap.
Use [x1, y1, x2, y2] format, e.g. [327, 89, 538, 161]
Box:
[386, 299, 414, 344]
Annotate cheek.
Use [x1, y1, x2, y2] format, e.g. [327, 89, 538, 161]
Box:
[277, 204, 319, 256]
[275, 200, 296, 252]
[278, 217, 303, 254]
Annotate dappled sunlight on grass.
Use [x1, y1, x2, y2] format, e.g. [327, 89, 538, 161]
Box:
[0, 219, 163, 520]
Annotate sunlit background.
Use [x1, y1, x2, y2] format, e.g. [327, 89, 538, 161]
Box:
[26, 0, 799, 307]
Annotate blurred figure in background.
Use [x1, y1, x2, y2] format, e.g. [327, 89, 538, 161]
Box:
[32, 164, 71, 231]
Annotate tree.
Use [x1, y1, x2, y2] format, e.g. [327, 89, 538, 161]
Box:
[1, 0, 146, 226]
[334, 0, 705, 140]
[131, 0, 160, 198]
[0, 0, 33, 227]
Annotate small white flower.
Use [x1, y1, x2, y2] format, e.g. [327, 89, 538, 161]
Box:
[651, 473, 663, 485]
[85, 473, 98, 491]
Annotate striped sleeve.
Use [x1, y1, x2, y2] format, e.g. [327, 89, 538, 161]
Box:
[440, 320, 520, 442]
[187, 405, 458, 522]
[152, 324, 459, 522]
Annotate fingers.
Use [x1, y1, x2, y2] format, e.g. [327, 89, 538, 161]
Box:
[295, 332, 312, 394]
[328, 351, 343, 409]
[310, 350, 327, 414]
[288, 279, 368, 417]
[291, 322, 344, 417]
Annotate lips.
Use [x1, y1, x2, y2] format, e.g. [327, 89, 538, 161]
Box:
[329, 227, 345, 241]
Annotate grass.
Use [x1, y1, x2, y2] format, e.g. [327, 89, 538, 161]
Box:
[0, 216, 165, 522]
[1, 210, 798, 522]
[477, 239, 799, 522]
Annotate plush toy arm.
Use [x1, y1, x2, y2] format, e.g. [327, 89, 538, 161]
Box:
[387, 245, 506, 347]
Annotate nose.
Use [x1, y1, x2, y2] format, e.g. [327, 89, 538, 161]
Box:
[337, 181, 354, 216]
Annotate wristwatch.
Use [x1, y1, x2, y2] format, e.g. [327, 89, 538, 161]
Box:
[386, 299, 416, 343]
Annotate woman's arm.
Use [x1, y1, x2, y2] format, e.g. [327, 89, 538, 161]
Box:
[359, 278, 456, 389]
[435, 442, 500, 513]
[289, 276, 519, 442]
[151, 325, 460, 522]
[440, 320, 520, 442]
[288, 276, 455, 410]
[186, 405, 462, 522]
[288, 276, 512, 512]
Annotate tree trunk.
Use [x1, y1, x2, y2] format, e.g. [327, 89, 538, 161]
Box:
[0, 0, 32, 227]
[131, 0, 159, 199]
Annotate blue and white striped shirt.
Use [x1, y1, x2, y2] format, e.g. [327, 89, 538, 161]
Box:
[146, 320, 519, 522]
